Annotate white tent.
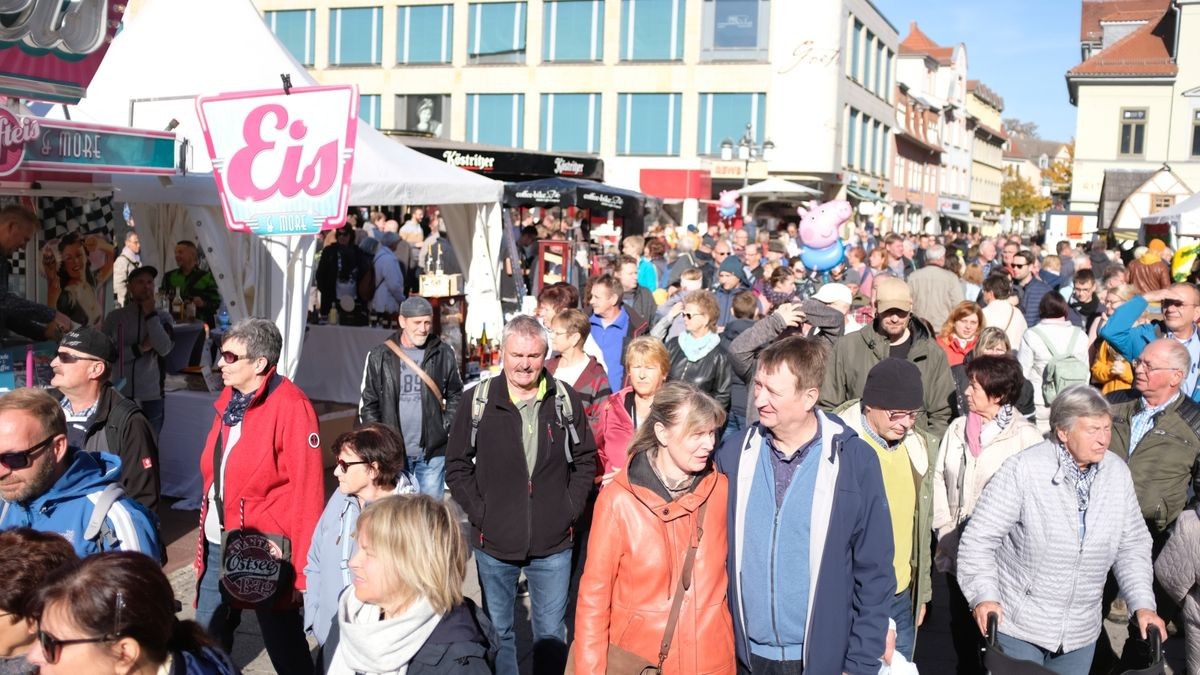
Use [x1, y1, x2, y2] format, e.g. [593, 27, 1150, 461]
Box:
[56, 0, 505, 376]
[1142, 191, 1200, 241]
[737, 177, 823, 198]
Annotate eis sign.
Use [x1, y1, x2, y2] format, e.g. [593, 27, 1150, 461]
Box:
[196, 85, 358, 236]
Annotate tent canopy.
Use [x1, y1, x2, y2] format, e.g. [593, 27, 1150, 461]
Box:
[1142, 190, 1200, 235]
[737, 177, 822, 198]
[504, 177, 646, 219]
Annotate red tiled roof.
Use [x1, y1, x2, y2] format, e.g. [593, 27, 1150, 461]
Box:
[1080, 0, 1170, 42]
[1069, 9, 1176, 77]
[899, 22, 954, 65]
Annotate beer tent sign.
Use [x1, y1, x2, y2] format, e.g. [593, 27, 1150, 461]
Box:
[196, 84, 358, 236]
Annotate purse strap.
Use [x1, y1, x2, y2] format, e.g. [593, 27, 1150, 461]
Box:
[211, 427, 227, 529]
[385, 339, 445, 410]
[656, 499, 708, 669]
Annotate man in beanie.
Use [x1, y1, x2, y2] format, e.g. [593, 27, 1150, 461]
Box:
[103, 265, 174, 437]
[48, 326, 161, 511]
[715, 254, 750, 328]
[820, 276, 956, 440]
[833, 358, 937, 661]
[359, 295, 463, 496]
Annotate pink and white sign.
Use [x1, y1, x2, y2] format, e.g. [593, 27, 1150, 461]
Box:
[0, 109, 40, 177]
[0, 0, 124, 104]
[196, 85, 358, 236]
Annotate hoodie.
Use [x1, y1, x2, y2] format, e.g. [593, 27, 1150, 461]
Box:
[0, 449, 160, 558]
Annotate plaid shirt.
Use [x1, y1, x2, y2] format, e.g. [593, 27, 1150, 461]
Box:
[1129, 393, 1180, 454]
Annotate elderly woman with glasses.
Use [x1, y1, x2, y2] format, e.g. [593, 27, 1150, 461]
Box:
[957, 385, 1166, 674]
[194, 318, 325, 675]
[304, 425, 416, 662]
[665, 290, 732, 411]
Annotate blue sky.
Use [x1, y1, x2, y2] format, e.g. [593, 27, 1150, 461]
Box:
[871, 0, 1082, 142]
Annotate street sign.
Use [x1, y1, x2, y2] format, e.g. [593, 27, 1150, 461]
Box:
[196, 84, 359, 236]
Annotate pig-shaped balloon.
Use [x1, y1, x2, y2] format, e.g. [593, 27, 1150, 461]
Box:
[718, 190, 740, 219]
[797, 200, 851, 272]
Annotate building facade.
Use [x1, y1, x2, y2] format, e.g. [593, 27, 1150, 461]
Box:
[966, 80, 1006, 228]
[253, 0, 899, 222]
[889, 78, 943, 233]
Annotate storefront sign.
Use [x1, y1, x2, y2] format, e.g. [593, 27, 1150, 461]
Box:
[196, 85, 359, 236]
[406, 140, 603, 181]
[442, 150, 496, 172]
[0, 0, 124, 104]
[938, 197, 970, 215]
[553, 157, 585, 177]
[0, 110, 175, 177]
[0, 108, 39, 176]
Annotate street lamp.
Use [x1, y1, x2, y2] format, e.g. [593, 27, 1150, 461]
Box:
[720, 122, 775, 216]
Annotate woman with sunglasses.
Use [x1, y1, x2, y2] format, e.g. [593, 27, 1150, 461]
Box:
[0, 529, 76, 675]
[305, 424, 416, 666]
[194, 317, 324, 675]
[664, 290, 732, 412]
[27, 551, 237, 675]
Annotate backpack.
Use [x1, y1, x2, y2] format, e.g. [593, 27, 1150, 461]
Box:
[1032, 326, 1089, 403]
[469, 376, 580, 463]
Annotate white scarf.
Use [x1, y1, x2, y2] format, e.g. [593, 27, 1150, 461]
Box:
[327, 591, 442, 675]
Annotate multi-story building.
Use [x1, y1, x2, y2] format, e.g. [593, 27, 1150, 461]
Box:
[897, 22, 972, 232]
[889, 76, 944, 233]
[253, 0, 898, 223]
[965, 81, 1006, 230]
[1067, 0, 1200, 221]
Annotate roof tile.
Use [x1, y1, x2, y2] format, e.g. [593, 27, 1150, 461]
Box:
[1069, 8, 1176, 77]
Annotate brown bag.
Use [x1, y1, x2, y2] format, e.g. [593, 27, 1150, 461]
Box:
[565, 501, 709, 674]
[384, 338, 445, 410]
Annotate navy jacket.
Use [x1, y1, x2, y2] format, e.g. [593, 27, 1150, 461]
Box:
[714, 413, 894, 674]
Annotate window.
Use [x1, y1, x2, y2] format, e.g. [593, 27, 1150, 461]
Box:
[467, 94, 524, 146]
[847, 108, 858, 168]
[849, 19, 862, 80]
[616, 93, 681, 155]
[266, 10, 315, 66]
[1192, 110, 1200, 157]
[1151, 194, 1175, 213]
[359, 94, 381, 128]
[329, 7, 382, 65]
[885, 49, 893, 101]
[697, 93, 765, 156]
[858, 111, 868, 170]
[874, 43, 884, 97]
[468, 2, 526, 63]
[620, 0, 684, 61]
[396, 94, 450, 137]
[863, 30, 873, 86]
[544, 1, 603, 62]
[540, 93, 601, 152]
[397, 4, 453, 64]
[870, 120, 880, 175]
[1119, 108, 1146, 157]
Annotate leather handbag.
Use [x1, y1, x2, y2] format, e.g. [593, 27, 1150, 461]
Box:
[566, 501, 709, 674]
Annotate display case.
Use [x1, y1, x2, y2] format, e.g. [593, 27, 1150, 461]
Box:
[427, 294, 468, 377]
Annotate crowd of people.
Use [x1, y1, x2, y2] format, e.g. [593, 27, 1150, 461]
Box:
[4, 195, 1200, 675]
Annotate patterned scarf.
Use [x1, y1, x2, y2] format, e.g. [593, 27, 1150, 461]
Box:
[1056, 442, 1099, 512]
[222, 389, 255, 426]
[965, 405, 1014, 458]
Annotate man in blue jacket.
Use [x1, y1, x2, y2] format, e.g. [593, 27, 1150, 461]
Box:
[715, 336, 895, 674]
[0, 387, 159, 558]
[1100, 283, 1200, 400]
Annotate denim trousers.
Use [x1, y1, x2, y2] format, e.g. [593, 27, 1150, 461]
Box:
[995, 632, 1096, 674]
[889, 585, 916, 661]
[407, 454, 446, 498]
[475, 547, 571, 675]
[194, 539, 314, 675]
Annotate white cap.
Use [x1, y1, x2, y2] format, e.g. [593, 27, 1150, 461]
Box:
[812, 282, 853, 306]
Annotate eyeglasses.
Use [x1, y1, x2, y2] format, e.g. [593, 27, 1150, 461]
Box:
[549, 329, 572, 337]
[36, 591, 123, 665]
[885, 409, 922, 422]
[682, 312, 699, 320]
[219, 350, 249, 364]
[0, 435, 56, 470]
[1011, 263, 1028, 269]
[54, 351, 101, 365]
[336, 458, 369, 472]
[1161, 299, 1197, 310]
[1132, 358, 1182, 374]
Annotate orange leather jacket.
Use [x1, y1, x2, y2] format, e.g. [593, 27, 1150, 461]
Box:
[573, 453, 734, 674]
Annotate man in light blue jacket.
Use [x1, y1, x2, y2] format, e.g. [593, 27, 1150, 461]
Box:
[0, 388, 160, 558]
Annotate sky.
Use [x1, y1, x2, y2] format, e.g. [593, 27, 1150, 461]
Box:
[871, 0, 1082, 142]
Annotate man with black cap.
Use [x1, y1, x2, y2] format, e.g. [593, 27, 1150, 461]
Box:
[834, 358, 937, 662]
[715, 254, 750, 329]
[359, 295, 463, 497]
[49, 326, 160, 512]
[103, 264, 174, 437]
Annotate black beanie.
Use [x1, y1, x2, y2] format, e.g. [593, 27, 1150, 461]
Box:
[862, 358, 923, 410]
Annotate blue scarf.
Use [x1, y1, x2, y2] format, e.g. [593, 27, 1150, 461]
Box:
[222, 389, 254, 426]
[679, 331, 720, 361]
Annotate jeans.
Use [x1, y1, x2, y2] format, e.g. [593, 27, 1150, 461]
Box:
[889, 585, 916, 661]
[139, 397, 165, 440]
[475, 547, 571, 675]
[195, 539, 314, 675]
[739, 654, 803, 675]
[994, 632, 1096, 674]
[408, 454, 446, 497]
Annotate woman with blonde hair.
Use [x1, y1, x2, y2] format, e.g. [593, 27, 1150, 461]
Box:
[326, 495, 496, 674]
[1090, 284, 1138, 394]
[665, 289, 733, 410]
[592, 336, 671, 480]
[937, 301, 986, 367]
[573, 383, 733, 674]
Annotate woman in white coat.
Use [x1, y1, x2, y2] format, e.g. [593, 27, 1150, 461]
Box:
[933, 353, 1044, 674]
[1017, 291, 1089, 432]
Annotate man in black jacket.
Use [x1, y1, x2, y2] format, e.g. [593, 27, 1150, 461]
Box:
[445, 314, 597, 675]
[359, 296, 463, 497]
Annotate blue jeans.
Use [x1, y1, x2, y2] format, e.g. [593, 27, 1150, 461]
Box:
[889, 586, 916, 661]
[139, 397, 165, 440]
[475, 547, 571, 675]
[995, 632, 1096, 674]
[195, 539, 314, 675]
[408, 454, 445, 497]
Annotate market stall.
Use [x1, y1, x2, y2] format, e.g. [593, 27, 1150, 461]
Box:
[1141, 191, 1200, 248]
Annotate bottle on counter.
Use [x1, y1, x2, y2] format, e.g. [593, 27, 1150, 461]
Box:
[328, 305, 339, 325]
[216, 303, 231, 331]
[170, 290, 184, 322]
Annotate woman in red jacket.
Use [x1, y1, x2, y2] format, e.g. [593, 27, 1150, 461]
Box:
[573, 382, 734, 674]
[546, 308, 611, 431]
[937, 301, 985, 367]
[193, 318, 325, 675]
[591, 336, 669, 481]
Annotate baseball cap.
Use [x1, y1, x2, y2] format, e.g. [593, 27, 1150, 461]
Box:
[127, 265, 158, 282]
[874, 277, 913, 314]
[812, 283, 853, 307]
[59, 326, 117, 363]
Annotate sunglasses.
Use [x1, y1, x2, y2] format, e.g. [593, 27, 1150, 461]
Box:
[55, 351, 101, 365]
[36, 592, 123, 664]
[1161, 299, 1196, 310]
[336, 458, 369, 472]
[1011, 263, 1028, 269]
[0, 435, 56, 470]
[220, 350, 249, 364]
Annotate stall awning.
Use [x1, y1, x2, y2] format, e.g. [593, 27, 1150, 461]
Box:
[396, 135, 604, 182]
[504, 176, 646, 218]
[847, 185, 884, 202]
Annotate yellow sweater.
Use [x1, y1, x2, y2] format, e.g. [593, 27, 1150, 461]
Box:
[860, 433, 916, 592]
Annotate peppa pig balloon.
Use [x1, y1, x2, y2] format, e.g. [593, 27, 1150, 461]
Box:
[718, 189, 740, 220]
[797, 200, 850, 272]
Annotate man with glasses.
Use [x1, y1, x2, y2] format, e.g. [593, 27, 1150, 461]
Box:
[0, 387, 159, 557]
[833, 359, 937, 662]
[1102, 283, 1200, 401]
[1011, 250, 1053, 328]
[821, 277, 956, 439]
[49, 327, 160, 512]
[1065, 268, 1102, 333]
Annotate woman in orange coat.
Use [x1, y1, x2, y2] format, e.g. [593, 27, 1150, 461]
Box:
[573, 382, 734, 674]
